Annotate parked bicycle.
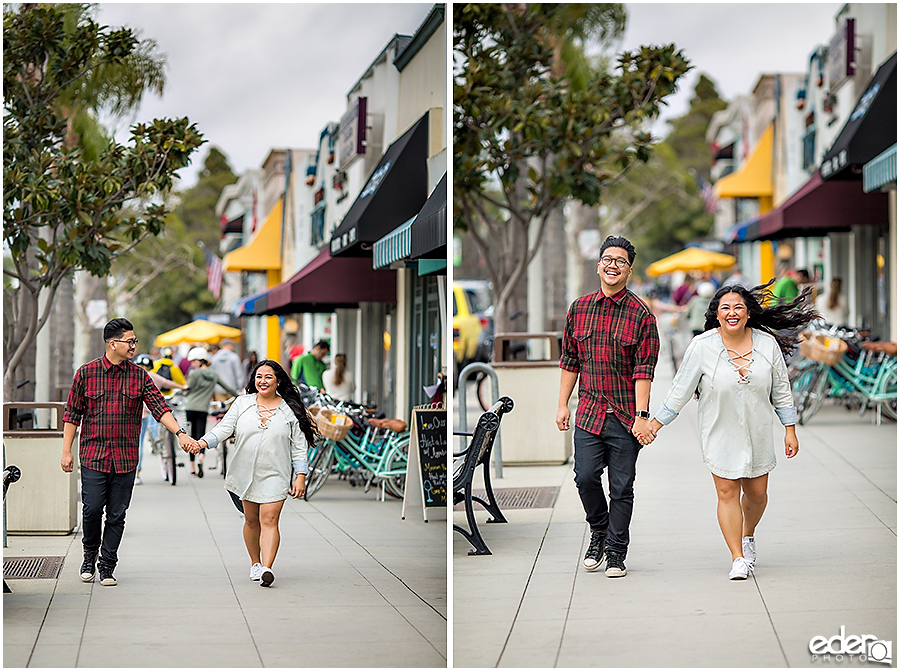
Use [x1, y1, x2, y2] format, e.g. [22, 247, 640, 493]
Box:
[207, 396, 235, 478]
[302, 390, 409, 501]
[792, 323, 897, 425]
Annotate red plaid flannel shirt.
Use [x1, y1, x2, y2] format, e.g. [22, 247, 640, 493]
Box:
[560, 287, 660, 434]
[63, 356, 171, 473]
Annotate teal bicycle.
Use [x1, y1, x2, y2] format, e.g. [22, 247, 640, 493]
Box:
[303, 394, 410, 501]
[792, 326, 897, 425]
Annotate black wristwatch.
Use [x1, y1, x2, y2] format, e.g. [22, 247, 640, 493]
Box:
[635, 410, 650, 420]
[175, 428, 187, 437]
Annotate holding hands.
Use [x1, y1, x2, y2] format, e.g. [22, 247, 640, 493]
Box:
[176, 433, 206, 454]
[633, 418, 664, 446]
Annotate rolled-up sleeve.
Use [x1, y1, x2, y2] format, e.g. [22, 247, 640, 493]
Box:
[290, 418, 308, 476]
[559, 305, 580, 373]
[770, 344, 797, 425]
[143, 374, 172, 421]
[62, 372, 85, 426]
[633, 313, 660, 380]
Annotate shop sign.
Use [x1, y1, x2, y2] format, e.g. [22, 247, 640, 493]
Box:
[338, 97, 367, 170]
[827, 18, 855, 92]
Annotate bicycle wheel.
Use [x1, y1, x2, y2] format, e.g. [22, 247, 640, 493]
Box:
[799, 367, 829, 425]
[165, 433, 177, 485]
[792, 365, 816, 411]
[304, 440, 334, 501]
[875, 364, 897, 421]
[382, 436, 409, 499]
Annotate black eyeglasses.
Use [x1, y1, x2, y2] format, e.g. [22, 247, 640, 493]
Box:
[600, 256, 630, 268]
[112, 338, 139, 347]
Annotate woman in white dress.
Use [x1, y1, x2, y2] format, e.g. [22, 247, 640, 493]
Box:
[647, 282, 818, 580]
[197, 360, 317, 587]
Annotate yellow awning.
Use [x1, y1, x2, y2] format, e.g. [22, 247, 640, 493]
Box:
[713, 125, 773, 199]
[223, 197, 282, 272]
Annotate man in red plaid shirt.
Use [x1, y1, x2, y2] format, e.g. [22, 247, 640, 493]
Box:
[61, 318, 197, 587]
[556, 236, 660, 578]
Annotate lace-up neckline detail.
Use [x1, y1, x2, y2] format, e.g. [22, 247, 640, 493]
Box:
[256, 400, 279, 429]
[724, 345, 753, 383]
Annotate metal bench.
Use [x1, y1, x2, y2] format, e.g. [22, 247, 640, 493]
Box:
[3, 463, 22, 593]
[453, 397, 514, 555]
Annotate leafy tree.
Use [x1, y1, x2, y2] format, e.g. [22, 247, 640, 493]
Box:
[3, 4, 204, 398]
[453, 3, 691, 333]
[113, 146, 237, 341]
[604, 73, 728, 274]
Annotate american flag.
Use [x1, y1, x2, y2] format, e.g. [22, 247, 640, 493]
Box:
[696, 174, 718, 215]
[204, 246, 223, 300]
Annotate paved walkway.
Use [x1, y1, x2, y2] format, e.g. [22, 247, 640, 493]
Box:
[4, 452, 446, 668]
[454, 358, 897, 668]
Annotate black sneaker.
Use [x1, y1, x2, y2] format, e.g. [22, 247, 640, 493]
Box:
[98, 566, 117, 587]
[197, 462, 203, 478]
[80, 551, 98, 582]
[582, 531, 606, 571]
[605, 551, 627, 578]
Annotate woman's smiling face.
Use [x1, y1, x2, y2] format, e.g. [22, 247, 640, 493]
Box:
[717, 292, 749, 334]
[255, 365, 277, 395]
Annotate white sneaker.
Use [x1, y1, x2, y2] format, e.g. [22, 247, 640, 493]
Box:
[742, 536, 756, 567]
[729, 557, 750, 580]
[249, 563, 263, 581]
[259, 567, 274, 587]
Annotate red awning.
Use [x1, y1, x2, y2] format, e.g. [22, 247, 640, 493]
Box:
[751, 172, 888, 240]
[263, 248, 396, 314]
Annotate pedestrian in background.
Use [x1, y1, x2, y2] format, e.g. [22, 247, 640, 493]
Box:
[152, 347, 186, 396]
[771, 261, 799, 304]
[672, 274, 697, 306]
[556, 236, 660, 578]
[686, 282, 716, 337]
[816, 277, 849, 326]
[184, 347, 240, 478]
[322, 353, 355, 401]
[723, 264, 749, 288]
[134, 354, 185, 485]
[61, 319, 196, 587]
[195, 360, 317, 587]
[647, 283, 819, 580]
[211, 338, 243, 402]
[242, 350, 258, 386]
[291, 340, 329, 390]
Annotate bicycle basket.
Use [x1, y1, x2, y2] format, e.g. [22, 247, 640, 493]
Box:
[799, 334, 847, 365]
[315, 408, 352, 441]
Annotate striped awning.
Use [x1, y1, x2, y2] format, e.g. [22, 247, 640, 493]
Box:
[863, 144, 897, 193]
[372, 216, 416, 269]
[233, 288, 271, 317]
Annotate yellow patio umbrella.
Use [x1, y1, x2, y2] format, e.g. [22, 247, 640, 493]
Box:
[153, 320, 242, 347]
[645, 247, 736, 277]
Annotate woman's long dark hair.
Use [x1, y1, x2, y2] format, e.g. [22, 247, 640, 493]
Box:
[703, 280, 821, 359]
[246, 359, 318, 446]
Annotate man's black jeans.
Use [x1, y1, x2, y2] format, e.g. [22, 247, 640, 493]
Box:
[81, 466, 136, 569]
[573, 417, 642, 556]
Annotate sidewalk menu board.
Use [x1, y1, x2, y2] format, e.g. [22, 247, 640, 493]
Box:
[413, 409, 446, 507]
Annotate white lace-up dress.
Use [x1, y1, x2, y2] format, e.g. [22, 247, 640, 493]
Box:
[654, 328, 797, 479]
[200, 394, 309, 503]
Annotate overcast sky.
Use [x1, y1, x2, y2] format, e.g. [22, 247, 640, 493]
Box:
[95, 3, 845, 188]
[620, 3, 845, 136]
[95, 3, 435, 187]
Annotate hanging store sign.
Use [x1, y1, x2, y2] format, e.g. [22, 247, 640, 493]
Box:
[338, 97, 367, 170]
[827, 18, 855, 92]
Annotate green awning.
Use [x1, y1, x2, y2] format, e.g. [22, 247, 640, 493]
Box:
[372, 216, 415, 269]
[863, 144, 897, 193]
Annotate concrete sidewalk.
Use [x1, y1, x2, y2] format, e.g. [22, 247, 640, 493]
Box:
[4, 453, 446, 668]
[453, 359, 897, 668]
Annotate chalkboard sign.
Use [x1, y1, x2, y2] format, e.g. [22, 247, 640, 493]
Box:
[413, 409, 446, 508]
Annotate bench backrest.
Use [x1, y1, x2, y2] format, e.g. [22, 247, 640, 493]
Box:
[453, 396, 514, 490]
